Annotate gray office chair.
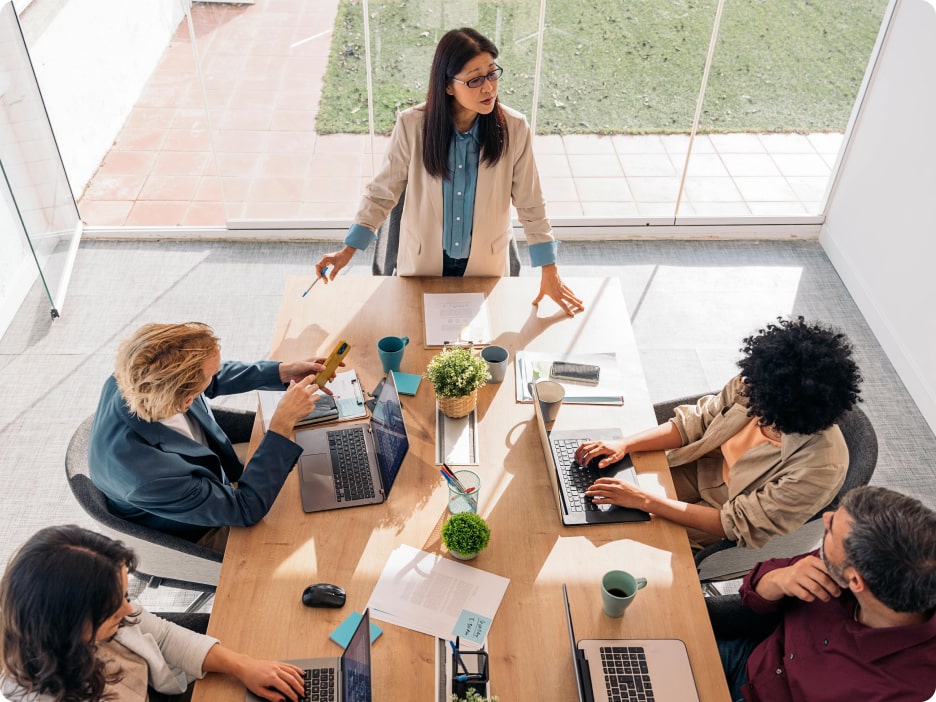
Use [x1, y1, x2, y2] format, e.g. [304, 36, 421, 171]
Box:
[65, 415, 222, 612]
[652, 394, 878, 594]
[371, 186, 521, 277]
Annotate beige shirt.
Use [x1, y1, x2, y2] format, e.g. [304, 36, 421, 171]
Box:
[98, 638, 150, 700]
[354, 104, 556, 277]
[667, 376, 848, 548]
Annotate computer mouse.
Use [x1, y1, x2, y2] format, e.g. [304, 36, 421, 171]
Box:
[302, 583, 346, 608]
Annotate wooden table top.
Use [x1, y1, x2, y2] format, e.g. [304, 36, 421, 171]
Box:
[191, 275, 729, 702]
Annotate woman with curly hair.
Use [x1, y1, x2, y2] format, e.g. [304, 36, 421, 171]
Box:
[0, 525, 304, 702]
[576, 317, 863, 550]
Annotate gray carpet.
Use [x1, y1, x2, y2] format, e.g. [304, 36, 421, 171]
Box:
[1, 239, 933, 610]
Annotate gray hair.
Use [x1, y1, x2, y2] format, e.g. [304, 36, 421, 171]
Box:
[841, 485, 936, 613]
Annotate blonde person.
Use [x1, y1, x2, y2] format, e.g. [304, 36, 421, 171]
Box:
[314, 27, 584, 316]
[89, 322, 331, 549]
[576, 317, 863, 550]
[0, 525, 305, 702]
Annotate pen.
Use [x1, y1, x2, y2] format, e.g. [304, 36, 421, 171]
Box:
[301, 266, 330, 297]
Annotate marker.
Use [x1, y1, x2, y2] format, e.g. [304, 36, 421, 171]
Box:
[301, 266, 330, 297]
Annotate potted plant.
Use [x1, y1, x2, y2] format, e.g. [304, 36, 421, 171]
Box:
[441, 512, 491, 560]
[452, 689, 498, 702]
[425, 346, 490, 418]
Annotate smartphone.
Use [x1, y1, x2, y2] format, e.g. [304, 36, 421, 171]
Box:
[314, 340, 351, 387]
[549, 361, 600, 385]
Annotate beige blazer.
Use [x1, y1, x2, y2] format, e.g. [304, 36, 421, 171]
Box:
[667, 376, 848, 548]
[354, 104, 556, 276]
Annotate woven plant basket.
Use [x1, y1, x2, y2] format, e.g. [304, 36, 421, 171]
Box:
[437, 389, 478, 419]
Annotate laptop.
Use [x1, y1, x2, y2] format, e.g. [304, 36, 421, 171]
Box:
[294, 371, 409, 513]
[532, 394, 649, 526]
[563, 584, 699, 702]
[245, 608, 373, 702]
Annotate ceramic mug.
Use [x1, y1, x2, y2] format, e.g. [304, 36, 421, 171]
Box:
[377, 335, 409, 373]
[601, 570, 648, 617]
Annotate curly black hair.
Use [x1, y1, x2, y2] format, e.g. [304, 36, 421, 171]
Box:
[737, 317, 862, 435]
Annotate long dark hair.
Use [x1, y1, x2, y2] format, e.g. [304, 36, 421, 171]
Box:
[0, 526, 137, 701]
[422, 27, 509, 179]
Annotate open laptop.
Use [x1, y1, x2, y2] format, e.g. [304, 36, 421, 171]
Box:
[532, 394, 649, 526]
[294, 371, 409, 512]
[563, 584, 699, 702]
[246, 608, 373, 702]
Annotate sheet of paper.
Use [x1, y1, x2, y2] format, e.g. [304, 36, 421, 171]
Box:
[423, 293, 492, 347]
[257, 369, 366, 429]
[367, 545, 509, 649]
[514, 351, 625, 405]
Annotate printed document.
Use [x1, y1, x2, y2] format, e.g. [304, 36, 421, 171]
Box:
[367, 544, 509, 649]
[423, 293, 492, 347]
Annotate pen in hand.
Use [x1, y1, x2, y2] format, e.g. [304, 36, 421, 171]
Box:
[301, 266, 330, 297]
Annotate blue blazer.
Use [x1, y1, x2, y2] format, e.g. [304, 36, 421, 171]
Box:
[88, 361, 303, 541]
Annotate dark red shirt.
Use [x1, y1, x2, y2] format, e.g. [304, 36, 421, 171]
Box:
[740, 550, 936, 702]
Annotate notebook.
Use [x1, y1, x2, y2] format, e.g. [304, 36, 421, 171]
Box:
[294, 372, 409, 513]
[532, 395, 650, 526]
[563, 584, 699, 702]
[245, 608, 373, 702]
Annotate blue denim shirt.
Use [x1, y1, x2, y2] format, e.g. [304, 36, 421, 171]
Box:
[345, 120, 557, 267]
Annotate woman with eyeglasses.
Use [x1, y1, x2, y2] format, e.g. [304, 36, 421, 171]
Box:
[0, 525, 305, 702]
[314, 27, 584, 316]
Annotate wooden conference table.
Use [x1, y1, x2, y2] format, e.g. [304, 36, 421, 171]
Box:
[192, 276, 730, 702]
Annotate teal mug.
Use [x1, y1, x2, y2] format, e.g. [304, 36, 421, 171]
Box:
[601, 570, 648, 617]
[377, 335, 409, 373]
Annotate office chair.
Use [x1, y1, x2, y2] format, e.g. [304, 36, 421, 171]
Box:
[651, 394, 878, 595]
[371, 186, 521, 277]
[65, 415, 222, 613]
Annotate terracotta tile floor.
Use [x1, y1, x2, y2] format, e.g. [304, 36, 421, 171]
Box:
[77, 1, 843, 229]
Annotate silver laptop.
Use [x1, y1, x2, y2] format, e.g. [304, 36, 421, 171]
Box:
[533, 396, 649, 526]
[563, 584, 699, 702]
[246, 608, 373, 702]
[295, 372, 409, 512]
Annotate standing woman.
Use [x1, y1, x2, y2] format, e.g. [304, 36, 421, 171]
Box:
[315, 27, 584, 316]
[0, 526, 304, 702]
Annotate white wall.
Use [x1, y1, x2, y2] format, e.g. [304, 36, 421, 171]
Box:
[820, 0, 936, 433]
[26, 0, 186, 196]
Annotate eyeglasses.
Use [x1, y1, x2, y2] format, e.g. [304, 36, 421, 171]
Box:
[451, 65, 503, 89]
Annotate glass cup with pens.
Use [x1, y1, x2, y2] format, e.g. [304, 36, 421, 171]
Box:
[441, 464, 480, 514]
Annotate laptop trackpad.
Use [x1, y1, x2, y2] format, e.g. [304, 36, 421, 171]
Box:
[295, 428, 328, 455]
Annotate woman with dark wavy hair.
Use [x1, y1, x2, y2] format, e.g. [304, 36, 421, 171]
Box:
[576, 317, 863, 550]
[0, 526, 304, 702]
[314, 27, 583, 316]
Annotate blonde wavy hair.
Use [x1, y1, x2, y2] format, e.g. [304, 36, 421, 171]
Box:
[114, 322, 220, 422]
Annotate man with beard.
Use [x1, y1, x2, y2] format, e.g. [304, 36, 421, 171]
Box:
[712, 485, 936, 702]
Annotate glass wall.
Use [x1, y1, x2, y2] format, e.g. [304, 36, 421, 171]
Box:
[15, 0, 892, 231]
[683, 0, 890, 219]
[0, 1, 80, 318]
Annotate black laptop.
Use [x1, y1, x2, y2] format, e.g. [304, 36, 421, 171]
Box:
[533, 393, 650, 526]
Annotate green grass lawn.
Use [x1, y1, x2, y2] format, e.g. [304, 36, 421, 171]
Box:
[316, 0, 888, 135]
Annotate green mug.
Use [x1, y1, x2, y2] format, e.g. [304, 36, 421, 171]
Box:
[601, 570, 648, 617]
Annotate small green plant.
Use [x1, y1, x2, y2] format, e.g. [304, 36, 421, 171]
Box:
[425, 347, 489, 399]
[451, 688, 498, 702]
[441, 512, 491, 556]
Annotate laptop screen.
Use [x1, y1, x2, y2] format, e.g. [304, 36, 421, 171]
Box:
[341, 609, 372, 701]
[370, 372, 409, 496]
[563, 584, 588, 702]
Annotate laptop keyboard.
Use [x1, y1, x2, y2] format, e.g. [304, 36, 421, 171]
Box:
[327, 427, 375, 503]
[551, 438, 601, 512]
[301, 666, 336, 702]
[600, 646, 654, 702]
